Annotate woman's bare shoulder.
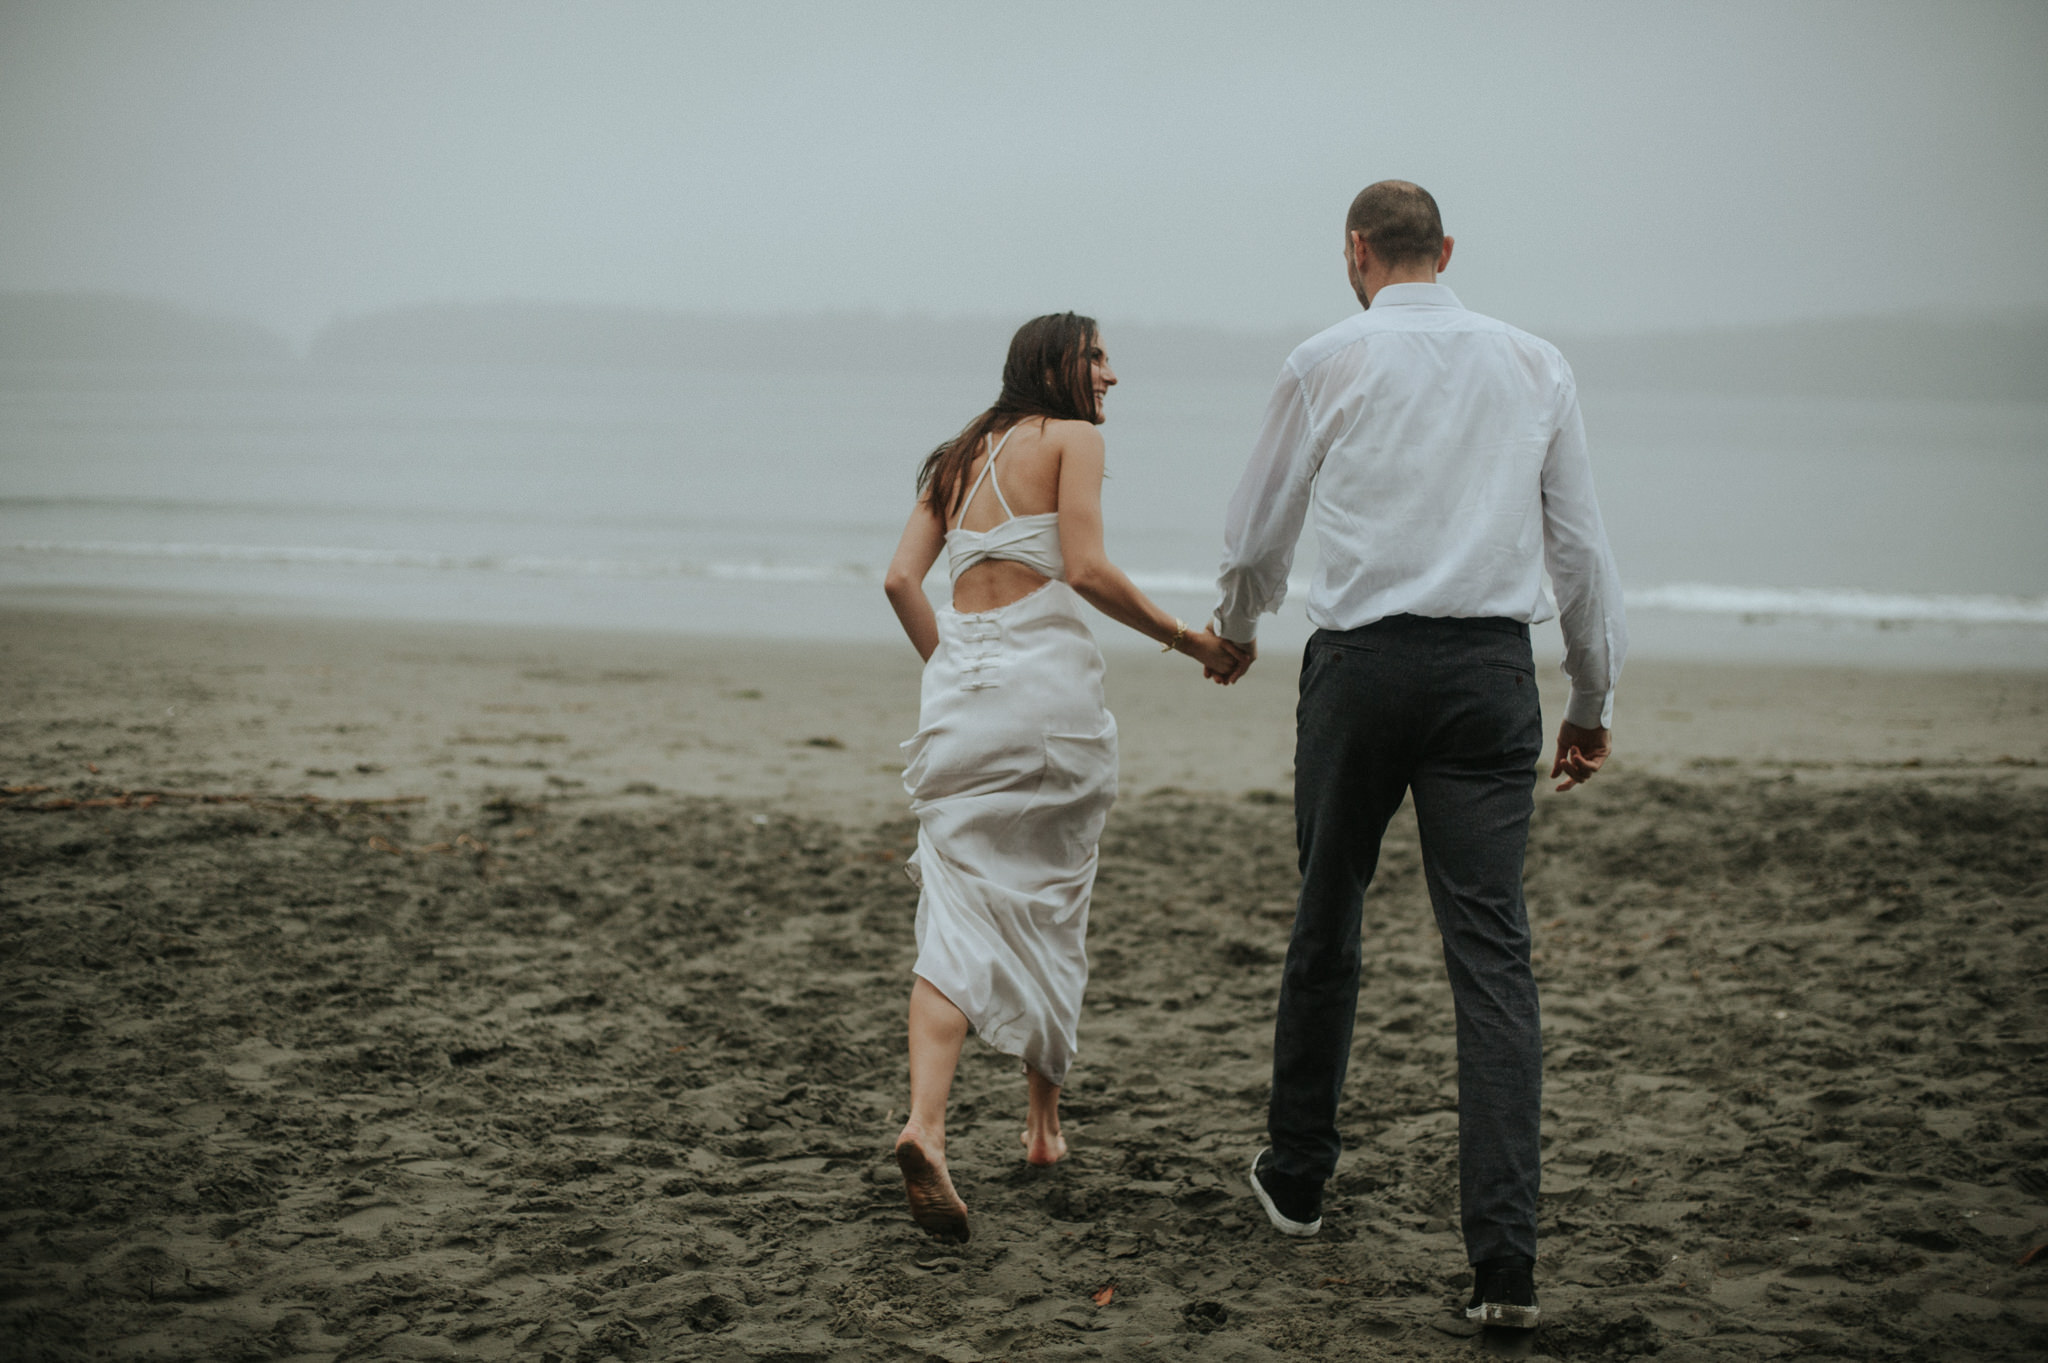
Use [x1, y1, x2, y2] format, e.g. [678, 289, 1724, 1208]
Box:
[1039, 419, 1104, 455]
[999, 416, 1098, 460]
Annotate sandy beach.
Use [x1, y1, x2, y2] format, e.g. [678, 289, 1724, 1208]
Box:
[3, 603, 2046, 1361]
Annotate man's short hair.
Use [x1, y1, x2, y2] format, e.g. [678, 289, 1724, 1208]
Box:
[1346, 181, 1444, 267]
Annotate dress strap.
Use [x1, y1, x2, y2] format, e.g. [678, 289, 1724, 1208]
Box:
[952, 427, 1018, 529]
[984, 429, 1019, 519]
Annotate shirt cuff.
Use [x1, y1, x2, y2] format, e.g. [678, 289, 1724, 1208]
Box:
[1212, 608, 1259, 646]
[1564, 687, 1612, 730]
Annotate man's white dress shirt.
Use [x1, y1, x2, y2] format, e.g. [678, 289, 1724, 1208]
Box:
[1214, 283, 1626, 729]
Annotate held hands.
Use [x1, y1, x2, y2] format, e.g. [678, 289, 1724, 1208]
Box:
[1179, 629, 1254, 685]
[1213, 635, 1255, 685]
[1551, 721, 1610, 791]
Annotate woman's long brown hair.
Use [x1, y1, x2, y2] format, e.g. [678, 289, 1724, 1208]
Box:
[916, 311, 1101, 524]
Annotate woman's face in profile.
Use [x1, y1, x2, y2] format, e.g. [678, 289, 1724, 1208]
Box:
[1084, 334, 1118, 421]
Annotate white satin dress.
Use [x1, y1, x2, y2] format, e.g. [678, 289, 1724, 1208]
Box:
[901, 430, 1119, 1088]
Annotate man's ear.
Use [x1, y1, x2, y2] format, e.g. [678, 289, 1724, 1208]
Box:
[1437, 235, 1455, 273]
[1349, 230, 1373, 272]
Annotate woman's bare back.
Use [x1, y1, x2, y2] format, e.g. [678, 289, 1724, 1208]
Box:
[948, 419, 1076, 614]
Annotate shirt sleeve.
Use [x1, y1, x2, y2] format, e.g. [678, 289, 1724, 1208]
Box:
[1541, 365, 1628, 728]
[1213, 364, 1320, 644]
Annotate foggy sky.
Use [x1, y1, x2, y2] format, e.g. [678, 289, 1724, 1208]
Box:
[3, 0, 2045, 343]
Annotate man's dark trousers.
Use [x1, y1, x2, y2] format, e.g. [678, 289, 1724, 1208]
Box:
[1268, 613, 1545, 1263]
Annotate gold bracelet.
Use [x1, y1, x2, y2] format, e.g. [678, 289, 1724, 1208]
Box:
[1162, 618, 1188, 653]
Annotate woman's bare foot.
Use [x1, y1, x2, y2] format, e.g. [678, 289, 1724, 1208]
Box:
[1022, 1068, 1066, 1165]
[1020, 1126, 1068, 1166]
[894, 1123, 969, 1243]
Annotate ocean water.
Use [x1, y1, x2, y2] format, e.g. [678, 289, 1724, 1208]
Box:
[2, 361, 2044, 668]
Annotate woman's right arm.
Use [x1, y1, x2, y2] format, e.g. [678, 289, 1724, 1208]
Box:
[884, 502, 946, 662]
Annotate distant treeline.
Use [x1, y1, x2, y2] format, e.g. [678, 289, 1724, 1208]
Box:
[315, 303, 1037, 378]
[3, 291, 2043, 403]
[307, 302, 1307, 388]
[0, 292, 291, 366]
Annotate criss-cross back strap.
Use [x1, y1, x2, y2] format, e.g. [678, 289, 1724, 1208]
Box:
[952, 426, 1019, 529]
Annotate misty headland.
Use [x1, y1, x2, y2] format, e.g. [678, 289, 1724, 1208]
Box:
[7, 289, 2045, 400]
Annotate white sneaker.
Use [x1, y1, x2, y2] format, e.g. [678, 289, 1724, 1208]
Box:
[1248, 1148, 1322, 1237]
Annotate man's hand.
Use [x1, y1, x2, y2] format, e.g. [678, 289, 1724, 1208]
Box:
[1206, 636, 1257, 685]
[1181, 628, 1242, 682]
[1550, 721, 1609, 792]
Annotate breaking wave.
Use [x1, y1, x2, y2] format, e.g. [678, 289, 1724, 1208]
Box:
[7, 540, 2046, 627]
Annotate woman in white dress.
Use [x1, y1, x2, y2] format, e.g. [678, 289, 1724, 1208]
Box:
[882, 312, 1242, 1242]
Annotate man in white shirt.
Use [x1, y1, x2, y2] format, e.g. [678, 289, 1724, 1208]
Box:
[1216, 180, 1626, 1331]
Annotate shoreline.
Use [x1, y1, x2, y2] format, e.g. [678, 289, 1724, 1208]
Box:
[7, 567, 2048, 674]
[4, 602, 2044, 833]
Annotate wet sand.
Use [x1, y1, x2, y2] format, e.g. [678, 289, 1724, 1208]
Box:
[3, 606, 2046, 1361]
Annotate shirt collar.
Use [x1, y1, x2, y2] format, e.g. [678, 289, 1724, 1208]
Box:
[1369, 282, 1463, 309]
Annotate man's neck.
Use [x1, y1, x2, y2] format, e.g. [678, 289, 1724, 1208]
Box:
[1364, 269, 1437, 305]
